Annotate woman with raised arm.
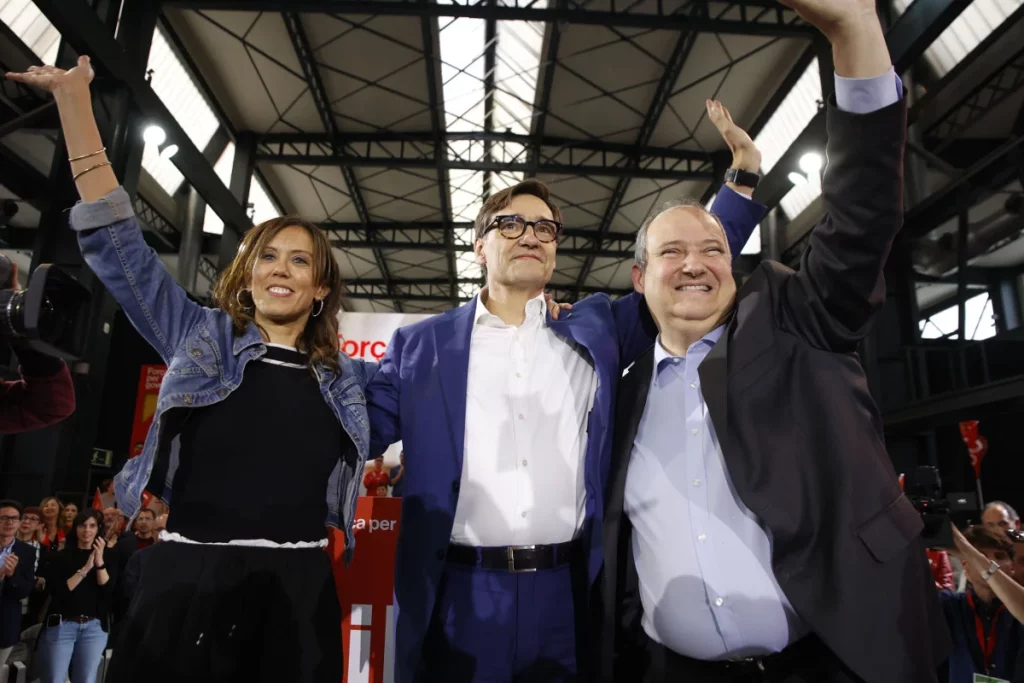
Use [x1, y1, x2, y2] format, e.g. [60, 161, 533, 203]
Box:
[7, 57, 373, 683]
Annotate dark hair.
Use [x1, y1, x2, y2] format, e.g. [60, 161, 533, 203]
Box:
[473, 179, 563, 240]
[136, 509, 156, 520]
[0, 499, 23, 515]
[66, 508, 104, 549]
[23, 506, 41, 518]
[965, 524, 1016, 561]
[213, 216, 344, 373]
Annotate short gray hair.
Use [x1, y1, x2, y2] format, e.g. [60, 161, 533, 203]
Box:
[633, 198, 729, 270]
[987, 501, 1021, 522]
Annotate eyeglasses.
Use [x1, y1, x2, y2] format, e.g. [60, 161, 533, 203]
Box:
[22, 517, 40, 524]
[483, 215, 561, 243]
[1007, 529, 1024, 543]
[0, 515, 21, 523]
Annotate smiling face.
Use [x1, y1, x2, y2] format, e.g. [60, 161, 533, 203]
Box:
[250, 225, 330, 329]
[475, 194, 557, 294]
[40, 498, 60, 525]
[633, 205, 736, 333]
[20, 511, 39, 536]
[76, 516, 99, 549]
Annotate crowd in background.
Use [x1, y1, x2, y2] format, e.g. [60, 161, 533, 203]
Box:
[0, 488, 165, 682]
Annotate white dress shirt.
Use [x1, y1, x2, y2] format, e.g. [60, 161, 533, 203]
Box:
[450, 292, 597, 547]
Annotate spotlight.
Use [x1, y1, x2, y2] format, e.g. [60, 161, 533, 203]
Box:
[787, 171, 807, 186]
[159, 144, 179, 161]
[799, 152, 823, 176]
[142, 125, 166, 147]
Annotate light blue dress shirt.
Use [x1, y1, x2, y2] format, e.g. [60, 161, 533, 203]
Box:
[624, 68, 903, 661]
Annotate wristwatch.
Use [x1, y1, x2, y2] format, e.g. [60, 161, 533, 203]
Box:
[724, 167, 760, 189]
[981, 559, 1000, 581]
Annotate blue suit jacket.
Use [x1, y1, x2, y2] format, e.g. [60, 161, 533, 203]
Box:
[364, 187, 765, 682]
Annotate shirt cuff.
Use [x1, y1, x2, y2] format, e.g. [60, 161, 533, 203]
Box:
[834, 67, 902, 114]
[68, 186, 135, 232]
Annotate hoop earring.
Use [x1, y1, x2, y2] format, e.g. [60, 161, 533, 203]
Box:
[312, 298, 324, 318]
[236, 289, 251, 310]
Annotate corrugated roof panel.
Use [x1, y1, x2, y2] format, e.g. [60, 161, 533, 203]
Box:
[142, 27, 220, 195]
[0, 0, 60, 65]
[892, 0, 1021, 78]
[754, 58, 821, 175]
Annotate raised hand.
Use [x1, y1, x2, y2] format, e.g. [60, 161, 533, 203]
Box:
[93, 536, 106, 565]
[706, 99, 760, 174]
[1, 553, 17, 578]
[777, 0, 878, 41]
[4, 55, 94, 95]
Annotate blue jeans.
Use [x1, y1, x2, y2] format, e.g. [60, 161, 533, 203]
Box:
[37, 619, 108, 683]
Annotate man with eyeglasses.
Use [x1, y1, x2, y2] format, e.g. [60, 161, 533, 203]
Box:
[0, 500, 37, 669]
[365, 100, 766, 683]
[1008, 529, 1024, 587]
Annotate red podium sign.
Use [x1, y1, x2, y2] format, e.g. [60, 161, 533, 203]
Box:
[329, 496, 401, 683]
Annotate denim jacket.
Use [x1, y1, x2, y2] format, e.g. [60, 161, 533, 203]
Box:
[69, 187, 373, 560]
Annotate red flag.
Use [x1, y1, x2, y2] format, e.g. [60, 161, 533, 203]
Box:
[141, 490, 154, 510]
[92, 488, 103, 510]
[959, 420, 989, 479]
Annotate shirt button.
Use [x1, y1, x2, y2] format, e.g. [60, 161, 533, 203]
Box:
[522, 459, 528, 467]
[518, 414, 525, 420]
[693, 479, 701, 487]
[698, 533, 707, 542]
[690, 381, 698, 389]
[521, 511, 527, 518]
[691, 428, 699, 435]
[715, 597, 724, 607]
[516, 373, 521, 378]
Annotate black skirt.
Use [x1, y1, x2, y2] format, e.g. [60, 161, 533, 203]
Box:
[106, 540, 342, 683]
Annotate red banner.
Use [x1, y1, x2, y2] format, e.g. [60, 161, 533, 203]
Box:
[959, 419, 989, 479]
[330, 496, 401, 683]
[130, 365, 166, 458]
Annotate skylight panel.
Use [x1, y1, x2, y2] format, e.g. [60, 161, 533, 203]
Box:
[493, 16, 544, 137]
[203, 142, 235, 235]
[892, 0, 1019, 78]
[754, 58, 821, 175]
[142, 27, 219, 195]
[0, 0, 60, 64]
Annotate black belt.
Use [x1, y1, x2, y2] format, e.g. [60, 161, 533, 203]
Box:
[646, 635, 828, 681]
[446, 541, 580, 573]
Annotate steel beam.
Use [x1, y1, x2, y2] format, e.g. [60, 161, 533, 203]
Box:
[31, 0, 252, 235]
[420, 15, 458, 307]
[574, 13, 700, 296]
[255, 145, 711, 181]
[528, 0, 567, 177]
[257, 130, 709, 163]
[283, 11, 399, 309]
[163, 1, 816, 38]
[344, 277, 633, 303]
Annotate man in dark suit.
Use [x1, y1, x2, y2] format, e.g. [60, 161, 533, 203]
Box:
[599, 1, 952, 682]
[0, 499, 37, 669]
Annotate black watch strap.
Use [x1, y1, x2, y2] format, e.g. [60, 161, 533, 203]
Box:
[724, 167, 760, 189]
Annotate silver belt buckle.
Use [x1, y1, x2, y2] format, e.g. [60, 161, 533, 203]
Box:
[507, 545, 538, 573]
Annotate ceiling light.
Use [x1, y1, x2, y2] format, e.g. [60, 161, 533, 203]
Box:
[799, 152, 823, 175]
[787, 171, 807, 186]
[142, 125, 166, 147]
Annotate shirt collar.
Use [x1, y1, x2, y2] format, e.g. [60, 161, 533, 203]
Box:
[474, 289, 547, 328]
[0, 537, 15, 554]
[653, 325, 725, 365]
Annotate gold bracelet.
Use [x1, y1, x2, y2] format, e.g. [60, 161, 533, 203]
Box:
[68, 147, 106, 162]
[72, 160, 112, 181]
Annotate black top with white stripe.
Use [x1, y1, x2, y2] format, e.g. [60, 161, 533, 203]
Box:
[166, 344, 349, 543]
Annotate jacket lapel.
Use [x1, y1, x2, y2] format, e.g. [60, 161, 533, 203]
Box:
[699, 318, 733, 459]
[605, 348, 654, 531]
[433, 299, 476, 472]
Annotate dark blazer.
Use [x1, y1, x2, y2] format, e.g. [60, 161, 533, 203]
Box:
[1, 540, 37, 648]
[599, 97, 951, 683]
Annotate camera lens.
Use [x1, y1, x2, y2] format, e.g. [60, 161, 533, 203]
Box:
[0, 289, 27, 338]
[36, 295, 67, 342]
